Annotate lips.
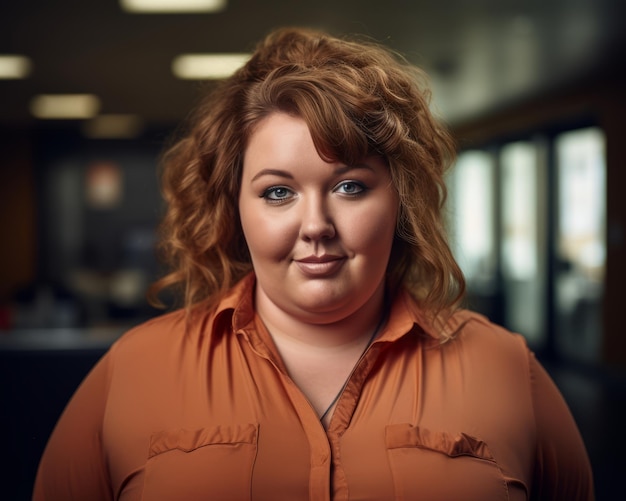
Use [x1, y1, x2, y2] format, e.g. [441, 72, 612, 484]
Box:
[294, 255, 345, 277]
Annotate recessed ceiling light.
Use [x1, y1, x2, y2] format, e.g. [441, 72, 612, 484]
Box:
[29, 94, 101, 119]
[0, 55, 32, 79]
[172, 53, 250, 80]
[82, 114, 144, 139]
[120, 0, 227, 13]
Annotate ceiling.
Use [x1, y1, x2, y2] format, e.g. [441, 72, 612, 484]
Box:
[1, 0, 624, 133]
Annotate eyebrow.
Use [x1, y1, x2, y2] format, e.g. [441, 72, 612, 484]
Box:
[250, 169, 294, 182]
[250, 164, 373, 183]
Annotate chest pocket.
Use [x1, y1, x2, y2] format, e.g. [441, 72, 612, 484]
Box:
[142, 424, 258, 500]
[385, 423, 509, 501]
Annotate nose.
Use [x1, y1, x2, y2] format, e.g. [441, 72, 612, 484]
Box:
[299, 195, 336, 241]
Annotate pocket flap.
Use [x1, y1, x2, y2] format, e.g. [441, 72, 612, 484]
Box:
[385, 423, 495, 462]
[149, 423, 258, 458]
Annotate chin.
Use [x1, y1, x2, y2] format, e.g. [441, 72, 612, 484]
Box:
[290, 295, 362, 321]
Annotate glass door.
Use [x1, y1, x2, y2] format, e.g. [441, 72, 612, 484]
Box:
[553, 127, 606, 363]
[499, 140, 548, 348]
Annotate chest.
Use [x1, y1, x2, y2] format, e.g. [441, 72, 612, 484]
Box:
[280, 346, 367, 423]
[104, 336, 535, 501]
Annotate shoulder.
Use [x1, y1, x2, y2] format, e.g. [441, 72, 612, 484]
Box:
[443, 309, 529, 355]
[106, 275, 256, 364]
[428, 309, 534, 384]
[112, 309, 189, 352]
[393, 289, 527, 356]
[426, 310, 539, 436]
[393, 290, 534, 380]
[108, 305, 228, 366]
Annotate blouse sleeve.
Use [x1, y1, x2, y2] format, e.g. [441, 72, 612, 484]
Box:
[33, 351, 114, 501]
[529, 351, 595, 500]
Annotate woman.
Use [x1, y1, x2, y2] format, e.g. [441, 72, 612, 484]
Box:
[34, 28, 593, 500]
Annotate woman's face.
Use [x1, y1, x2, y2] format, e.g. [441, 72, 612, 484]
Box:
[238, 112, 398, 324]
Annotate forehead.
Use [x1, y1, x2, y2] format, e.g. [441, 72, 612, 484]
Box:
[247, 112, 310, 145]
[243, 113, 321, 170]
[241, 111, 391, 184]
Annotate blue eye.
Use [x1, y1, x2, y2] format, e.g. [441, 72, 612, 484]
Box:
[334, 181, 365, 196]
[262, 186, 293, 202]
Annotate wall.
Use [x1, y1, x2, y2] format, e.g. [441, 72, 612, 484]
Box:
[0, 130, 36, 305]
[452, 70, 626, 370]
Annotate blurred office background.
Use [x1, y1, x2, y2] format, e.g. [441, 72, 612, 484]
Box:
[1, 0, 625, 499]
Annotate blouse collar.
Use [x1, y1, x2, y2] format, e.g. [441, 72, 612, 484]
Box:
[211, 273, 456, 345]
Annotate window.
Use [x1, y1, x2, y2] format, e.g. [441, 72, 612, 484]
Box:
[448, 150, 497, 293]
[448, 125, 606, 364]
[554, 127, 606, 362]
[500, 140, 547, 345]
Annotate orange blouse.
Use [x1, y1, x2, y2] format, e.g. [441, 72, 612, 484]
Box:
[34, 274, 593, 500]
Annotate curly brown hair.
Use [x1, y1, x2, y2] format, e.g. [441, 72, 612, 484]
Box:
[149, 27, 465, 319]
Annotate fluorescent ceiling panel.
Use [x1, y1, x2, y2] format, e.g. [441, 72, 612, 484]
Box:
[82, 114, 144, 139]
[172, 53, 250, 79]
[120, 0, 226, 13]
[0, 55, 32, 79]
[30, 94, 101, 119]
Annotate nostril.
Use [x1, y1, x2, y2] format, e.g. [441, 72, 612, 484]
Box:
[300, 220, 336, 241]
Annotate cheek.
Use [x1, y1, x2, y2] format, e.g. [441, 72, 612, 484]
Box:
[240, 207, 295, 260]
[343, 204, 398, 251]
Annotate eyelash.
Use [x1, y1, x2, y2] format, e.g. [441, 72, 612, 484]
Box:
[260, 180, 368, 204]
[261, 186, 294, 203]
[334, 181, 366, 196]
